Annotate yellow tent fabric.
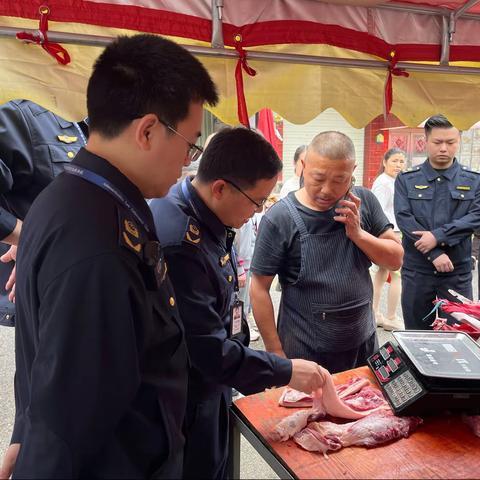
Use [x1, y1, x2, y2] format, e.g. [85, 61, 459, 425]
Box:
[1, 16, 479, 128]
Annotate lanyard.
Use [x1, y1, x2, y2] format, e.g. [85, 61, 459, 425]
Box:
[64, 164, 151, 233]
[73, 122, 88, 146]
[181, 179, 239, 292]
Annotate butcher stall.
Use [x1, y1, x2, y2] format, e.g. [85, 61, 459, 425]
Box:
[228, 365, 480, 479]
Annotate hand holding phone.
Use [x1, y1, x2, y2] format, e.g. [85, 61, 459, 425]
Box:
[333, 188, 363, 241]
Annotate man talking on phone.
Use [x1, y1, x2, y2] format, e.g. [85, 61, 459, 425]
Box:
[250, 131, 404, 373]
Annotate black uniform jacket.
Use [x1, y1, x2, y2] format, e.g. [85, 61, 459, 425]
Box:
[0, 99, 87, 325]
[150, 177, 292, 478]
[151, 177, 292, 399]
[395, 159, 480, 274]
[12, 149, 188, 478]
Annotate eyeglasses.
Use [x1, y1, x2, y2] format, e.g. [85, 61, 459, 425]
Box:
[222, 179, 267, 209]
[159, 120, 204, 162]
[132, 114, 204, 162]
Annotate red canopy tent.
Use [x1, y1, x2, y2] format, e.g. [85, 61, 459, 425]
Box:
[0, 0, 479, 128]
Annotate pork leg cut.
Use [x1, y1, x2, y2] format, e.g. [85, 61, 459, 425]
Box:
[294, 411, 422, 454]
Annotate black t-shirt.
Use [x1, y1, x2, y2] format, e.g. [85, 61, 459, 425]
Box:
[250, 187, 392, 284]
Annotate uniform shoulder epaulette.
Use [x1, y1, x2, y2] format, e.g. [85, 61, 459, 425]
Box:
[117, 208, 145, 258]
[460, 165, 480, 174]
[183, 217, 201, 247]
[400, 166, 421, 175]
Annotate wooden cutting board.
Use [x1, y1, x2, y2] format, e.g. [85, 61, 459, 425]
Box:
[233, 366, 480, 479]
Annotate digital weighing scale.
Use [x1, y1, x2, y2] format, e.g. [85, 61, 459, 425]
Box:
[367, 331, 480, 415]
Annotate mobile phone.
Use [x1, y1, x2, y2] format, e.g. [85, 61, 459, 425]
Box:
[334, 178, 355, 212]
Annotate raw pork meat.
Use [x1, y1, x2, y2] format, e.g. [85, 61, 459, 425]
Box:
[314, 371, 384, 420]
[278, 388, 313, 408]
[270, 408, 325, 442]
[294, 411, 422, 456]
[273, 376, 389, 441]
[463, 414, 480, 437]
[342, 386, 388, 411]
[278, 377, 371, 408]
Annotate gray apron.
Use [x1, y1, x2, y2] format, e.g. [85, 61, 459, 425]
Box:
[279, 196, 376, 365]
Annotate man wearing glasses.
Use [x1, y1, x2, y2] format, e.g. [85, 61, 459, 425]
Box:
[150, 127, 326, 480]
[4, 35, 219, 479]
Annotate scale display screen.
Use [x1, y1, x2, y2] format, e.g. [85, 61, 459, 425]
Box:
[393, 331, 480, 380]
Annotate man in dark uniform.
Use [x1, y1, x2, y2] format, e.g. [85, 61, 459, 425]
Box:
[394, 114, 480, 329]
[1, 34, 218, 479]
[150, 128, 326, 480]
[0, 99, 88, 324]
[250, 131, 403, 374]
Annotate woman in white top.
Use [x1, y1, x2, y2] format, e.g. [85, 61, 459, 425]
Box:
[371, 148, 406, 331]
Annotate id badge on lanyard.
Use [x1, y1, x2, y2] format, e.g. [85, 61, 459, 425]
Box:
[230, 296, 244, 337]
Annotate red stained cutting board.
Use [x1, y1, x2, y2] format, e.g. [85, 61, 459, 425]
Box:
[233, 366, 480, 479]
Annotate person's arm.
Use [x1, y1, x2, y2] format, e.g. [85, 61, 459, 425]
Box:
[394, 175, 445, 262]
[2, 219, 22, 246]
[249, 273, 285, 357]
[0, 102, 35, 241]
[431, 183, 480, 247]
[13, 254, 142, 478]
[335, 192, 403, 271]
[165, 245, 292, 395]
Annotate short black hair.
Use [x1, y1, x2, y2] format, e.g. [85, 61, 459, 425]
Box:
[196, 127, 282, 188]
[87, 34, 218, 137]
[424, 114, 454, 137]
[294, 145, 307, 164]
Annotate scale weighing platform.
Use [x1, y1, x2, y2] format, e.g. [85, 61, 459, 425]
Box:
[367, 331, 480, 415]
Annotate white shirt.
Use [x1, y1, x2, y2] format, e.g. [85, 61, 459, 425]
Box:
[279, 175, 300, 198]
[371, 172, 398, 231]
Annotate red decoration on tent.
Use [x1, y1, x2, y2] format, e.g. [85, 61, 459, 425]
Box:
[234, 37, 256, 127]
[257, 108, 282, 158]
[383, 51, 409, 118]
[16, 5, 71, 65]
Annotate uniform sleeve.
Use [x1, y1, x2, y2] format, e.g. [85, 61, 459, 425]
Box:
[431, 182, 480, 247]
[164, 245, 292, 395]
[13, 254, 141, 478]
[394, 175, 445, 262]
[0, 102, 31, 238]
[250, 216, 286, 276]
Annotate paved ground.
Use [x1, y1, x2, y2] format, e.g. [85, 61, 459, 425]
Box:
[0, 270, 476, 478]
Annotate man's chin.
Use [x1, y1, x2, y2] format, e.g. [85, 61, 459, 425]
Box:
[314, 198, 335, 210]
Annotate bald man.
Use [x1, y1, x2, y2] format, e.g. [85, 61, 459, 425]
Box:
[250, 131, 404, 373]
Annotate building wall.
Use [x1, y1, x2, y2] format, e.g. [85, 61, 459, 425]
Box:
[282, 108, 365, 186]
[363, 114, 404, 188]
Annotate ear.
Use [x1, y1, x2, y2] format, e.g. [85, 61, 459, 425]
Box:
[134, 114, 159, 151]
[211, 179, 226, 200]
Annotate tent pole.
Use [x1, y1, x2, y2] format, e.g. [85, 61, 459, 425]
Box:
[440, 0, 480, 65]
[0, 26, 480, 75]
[211, 0, 224, 48]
